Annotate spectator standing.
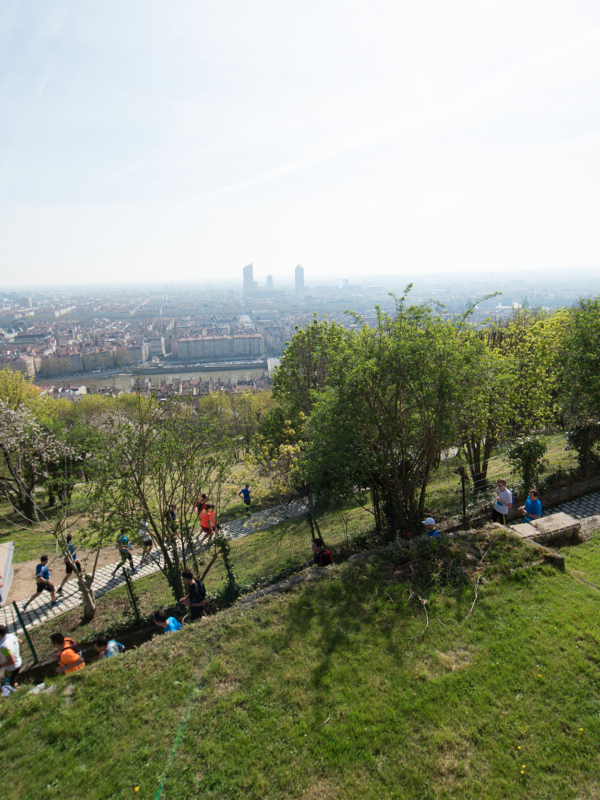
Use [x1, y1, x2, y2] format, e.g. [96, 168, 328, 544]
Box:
[520, 489, 543, 523]
[50, 633, 85, 675]
[23, 555, 61, 610]
[58, 534, 82, 595]
[238, 484, 251, 515]
[180, 570, 206, 621]
[423, 517, 440, 537]
[0, 624, 22, 688]
[165, 505, 178, 534]
[154, 610, 182, 632]
[492, 479, 513, 525]
[303, 538, 333, 568]
[93, 636, 125, 659]
[111, 530, 136, 577]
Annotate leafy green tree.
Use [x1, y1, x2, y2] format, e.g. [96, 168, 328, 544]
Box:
[299, 293, 481, 534]
[272, 314, 347, 417]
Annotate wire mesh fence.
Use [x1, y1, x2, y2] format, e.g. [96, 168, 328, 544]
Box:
[3, 432, 583, 670]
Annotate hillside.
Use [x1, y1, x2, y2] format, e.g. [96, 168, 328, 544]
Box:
[2, 527, 600, 800]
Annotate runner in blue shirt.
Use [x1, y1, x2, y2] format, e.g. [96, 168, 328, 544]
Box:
[519, 489, 543, 523]
[111, 529, 136, 576]
[238, 484, 251, 515]
[153, 610, 182, 632]
[23, 555, 61, 610]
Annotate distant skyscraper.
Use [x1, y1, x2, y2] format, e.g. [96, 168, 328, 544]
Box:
[266, 275, 273, 289]
[243, 264, 254, 293]
[295, 264, 304, 295]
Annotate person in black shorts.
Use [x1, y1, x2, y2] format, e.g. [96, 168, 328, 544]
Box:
[180, 569, 206, 621]
[302, 538, 333, 568]
[58, 534, 82, 595]
[23, 555, 61, 610]
[238, 484, 251, 515]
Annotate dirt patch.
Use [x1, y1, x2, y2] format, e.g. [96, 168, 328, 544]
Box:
[301, 779, 341, 800]
[6, 544, 142, 603]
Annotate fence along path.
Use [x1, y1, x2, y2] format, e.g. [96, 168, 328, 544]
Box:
[0, 499, 309, 637]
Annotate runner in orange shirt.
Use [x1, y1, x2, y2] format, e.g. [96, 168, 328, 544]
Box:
[199, 506, 212, 547]
[50, 633, 85, 675]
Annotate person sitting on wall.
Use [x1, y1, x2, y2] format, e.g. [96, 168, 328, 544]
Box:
[519, 489, 542, 523]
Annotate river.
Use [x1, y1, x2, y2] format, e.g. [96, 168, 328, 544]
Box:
[51, 367, 267, 393]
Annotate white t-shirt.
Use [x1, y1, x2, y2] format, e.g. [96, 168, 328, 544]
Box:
[494, 487, 513, 515]
[0, 633, 22, 671]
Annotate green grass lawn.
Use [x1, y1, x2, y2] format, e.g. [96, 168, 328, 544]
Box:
[2, 528, 600, 799]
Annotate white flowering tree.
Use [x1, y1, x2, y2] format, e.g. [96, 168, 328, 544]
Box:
[0, 400, 101, 618]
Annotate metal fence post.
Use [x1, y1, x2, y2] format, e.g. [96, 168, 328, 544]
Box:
[12, 601, 38, 664]
[122, 568, 141, 622]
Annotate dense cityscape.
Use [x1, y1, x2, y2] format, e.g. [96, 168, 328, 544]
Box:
[2, 265, 598, 400]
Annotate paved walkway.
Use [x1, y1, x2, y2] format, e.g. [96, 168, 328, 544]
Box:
[543, 490, 600, 520]
[0, 499, 308, 636]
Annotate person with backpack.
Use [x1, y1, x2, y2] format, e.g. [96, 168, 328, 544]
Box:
[303, 538, 333, 568]
[111, 529, 136, 577]
[58, 534, 82, 595]
[50, 633, 85, 675]
[23, 555, 61, 610]
[180, 569, 206, 621]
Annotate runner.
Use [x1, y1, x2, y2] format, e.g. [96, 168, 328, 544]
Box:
[180, 570, 206, 621]
[138, 517, 154, 564]
[50, 633, 85, 675]
[199, 504, 212, 547]
[23, 555, 61, 610]
[238, 484, 251, 515]
[208, 505, 220, 539]
[0, 624, 22, 688]
[111, 529, 136, 577]
[153, 609, 183, 632]
[196, 494, 208, 517]
[302, 537, 333, 568]
[58, 534, 82, 595]
[93, 635, 125, 659]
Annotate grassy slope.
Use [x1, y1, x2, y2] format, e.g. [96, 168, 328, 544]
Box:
[2, 531, 600, 800]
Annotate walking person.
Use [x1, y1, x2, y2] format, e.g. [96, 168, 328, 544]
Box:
[491, 479, 513, 525]
[23, 555, 61, 610]
[93, 635, 125, 659]
[111, 530, 136, 577]
[58, 534, 82, 595]
[50, 633, 85, 675]
[238, 484, 251, 515]
[196, 494, 208, 517]
[180, 570, 206, 621]
[0, 624, 22, 688]
[153, 609, 182, 632]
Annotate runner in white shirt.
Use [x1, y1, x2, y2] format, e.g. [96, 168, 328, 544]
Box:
[492, 479, 513, 524]
[0, 624, 23, 688]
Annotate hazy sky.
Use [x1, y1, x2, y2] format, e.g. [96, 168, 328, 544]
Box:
[1, 1, 599, 287]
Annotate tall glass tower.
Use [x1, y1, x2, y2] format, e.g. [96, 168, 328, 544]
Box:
[295, 264, 304, 295]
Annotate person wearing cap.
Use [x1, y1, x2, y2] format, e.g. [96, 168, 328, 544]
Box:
[423, 517, 439, 537]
